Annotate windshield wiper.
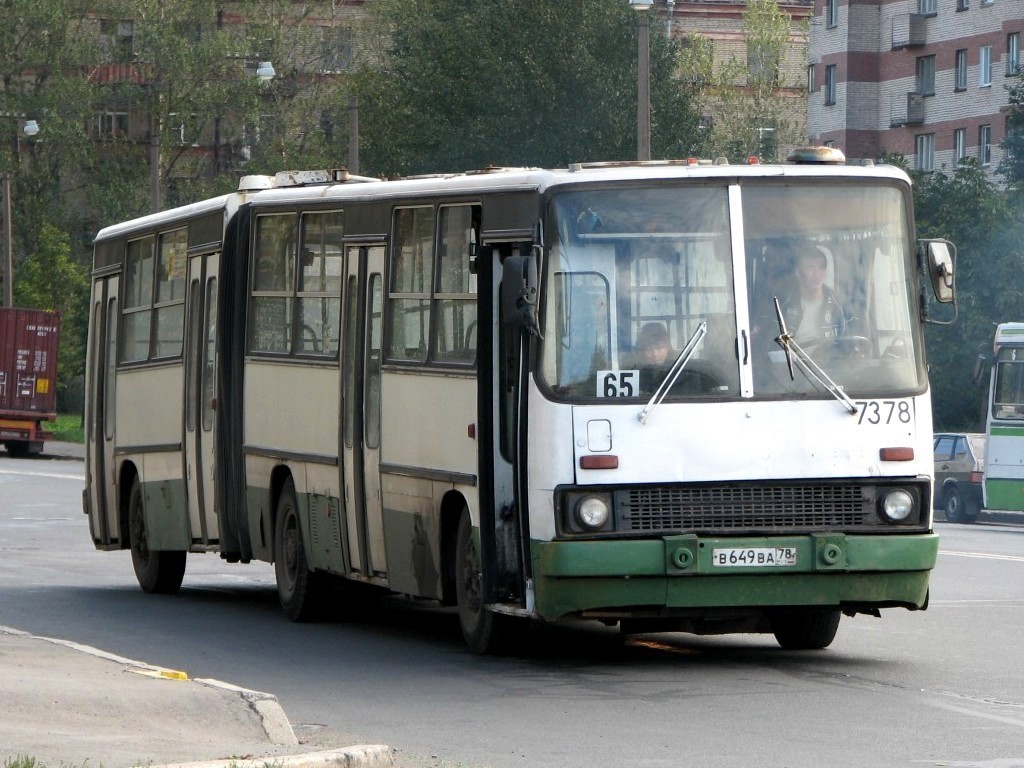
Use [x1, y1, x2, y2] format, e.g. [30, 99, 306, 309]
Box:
[638, 321, 707, 426]
[772, 298, 857, 415]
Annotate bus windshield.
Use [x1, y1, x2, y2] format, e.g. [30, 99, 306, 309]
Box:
[992, 346, 1024, 420]
[539, 181, 925, 401]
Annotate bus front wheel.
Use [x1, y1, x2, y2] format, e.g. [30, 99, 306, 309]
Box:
[273, 477, 323, 621]
[455, 511, 519, 654]
[128, 478, 186, 594]
[770, 608, 840, 650]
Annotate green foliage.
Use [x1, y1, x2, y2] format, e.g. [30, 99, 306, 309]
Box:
[47, 413, 85, 443]
[999, 74, 1024, 200]
[357, 0, 706, 175]
[912, 159, 1020, 430]
[13, 222, 90, 408]
[700, 0, 805, 161]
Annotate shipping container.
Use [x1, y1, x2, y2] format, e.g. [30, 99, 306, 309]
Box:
[0, 307, 60, 456]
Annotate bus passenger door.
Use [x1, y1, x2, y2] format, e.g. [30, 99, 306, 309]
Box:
[342, 245, 388, 578]
[86, 276, 119, 545]
[184, 253, 220, 544]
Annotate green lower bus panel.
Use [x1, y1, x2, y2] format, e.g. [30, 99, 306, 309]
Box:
[532, 533, 937, 621]
[984, 478, 1024, 512]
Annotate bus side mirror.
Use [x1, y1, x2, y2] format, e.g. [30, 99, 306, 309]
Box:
[924, 239, 955, 304]
[501, 254, 541, 337]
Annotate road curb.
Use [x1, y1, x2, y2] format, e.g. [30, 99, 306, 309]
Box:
[0, 625, 300, 748]
[147, 746, 395, 768]
[193, 677, 298, 746]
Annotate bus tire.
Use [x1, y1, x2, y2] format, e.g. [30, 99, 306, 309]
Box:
[455, 510, 517, 655]
[770, 608, 840, 650]
[274, 477, 322, 622]
[128, 477, 186, 594]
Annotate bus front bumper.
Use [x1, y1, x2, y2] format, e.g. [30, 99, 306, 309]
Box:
[531, 532, 938, 622]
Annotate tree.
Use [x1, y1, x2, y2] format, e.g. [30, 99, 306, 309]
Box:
[913, 159, 1018, 430]
[356, 0, 706, 176]
[13, 222, 90, 410]
[696, 0, 806, 161]
[999, 73, 1024, 201]
[0, 0, 98, 284]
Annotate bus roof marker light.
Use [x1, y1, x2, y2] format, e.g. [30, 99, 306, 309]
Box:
[786, 146, 847, 164]
[237, 175, 274, 192]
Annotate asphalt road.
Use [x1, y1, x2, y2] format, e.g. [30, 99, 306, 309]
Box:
[2, 446, 1023, 768]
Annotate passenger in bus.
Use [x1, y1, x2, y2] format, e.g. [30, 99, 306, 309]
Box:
[777, 249, 849, 346]
[636, 322, 672, 366]
[634, 322, 673, 392]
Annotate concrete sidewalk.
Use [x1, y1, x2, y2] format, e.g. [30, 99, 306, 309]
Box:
[0, 626, 393, 768]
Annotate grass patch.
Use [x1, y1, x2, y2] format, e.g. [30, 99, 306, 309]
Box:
[46, 413, 84, 444]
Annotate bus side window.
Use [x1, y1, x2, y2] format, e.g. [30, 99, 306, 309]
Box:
[433, 205, 479, 364]
[250, 213, 297, 354]
[387, 207, 433, 362]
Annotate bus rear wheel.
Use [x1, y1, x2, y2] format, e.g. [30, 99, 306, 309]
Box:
[455, 511, 519, 654]
[770, 608, 840, 650]
[274, 477, 323, 621]
[128, 477, 186, 594]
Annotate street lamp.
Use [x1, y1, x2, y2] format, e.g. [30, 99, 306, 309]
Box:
[1, 116, 40, 307]
[630, 0, 653, 161]
[256, 61, 276, 82]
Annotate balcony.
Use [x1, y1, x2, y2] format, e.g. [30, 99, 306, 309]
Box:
[891, 14, 927, 49]
[890, 92, 925, 127]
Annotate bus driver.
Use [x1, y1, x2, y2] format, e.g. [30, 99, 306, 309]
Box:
[778, 249, 848, 346]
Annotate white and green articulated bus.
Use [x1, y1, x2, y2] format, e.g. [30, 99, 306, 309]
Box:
[983, 322, 1024, 513]
[84, 149, 956, 653]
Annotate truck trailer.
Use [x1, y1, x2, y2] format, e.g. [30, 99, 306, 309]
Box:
[0, 307, 60, 456]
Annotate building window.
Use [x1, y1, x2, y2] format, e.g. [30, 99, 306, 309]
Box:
[1008, 33, 1021, 76]
[980, 45, 993, 86]
[956, 0, 969, 10]
[915, 134, 934, 172]
[954, 128, 967, 163]
[807, 64, 815, 93]
[94, 108, 129, 139]
[319, 27, 353, 74]
[919, 0, 937, 14]
[917, 55, 936, 96]
[99, 19, 134, 63]
[825, 0, 838, 27]
[825, 64, 837, 106]
[955, 49, 968, 90]
[979, 124, 992, 165]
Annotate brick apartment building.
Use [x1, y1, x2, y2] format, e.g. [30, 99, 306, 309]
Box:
[807, 0, 1023, 178]
[668, 0, 813, 158]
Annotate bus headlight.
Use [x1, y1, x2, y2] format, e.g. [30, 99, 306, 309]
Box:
[879, 489, 915, 523]
[576, 495, 612, 530]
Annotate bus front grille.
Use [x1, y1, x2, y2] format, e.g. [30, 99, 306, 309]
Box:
[615, 483, 879, 532]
